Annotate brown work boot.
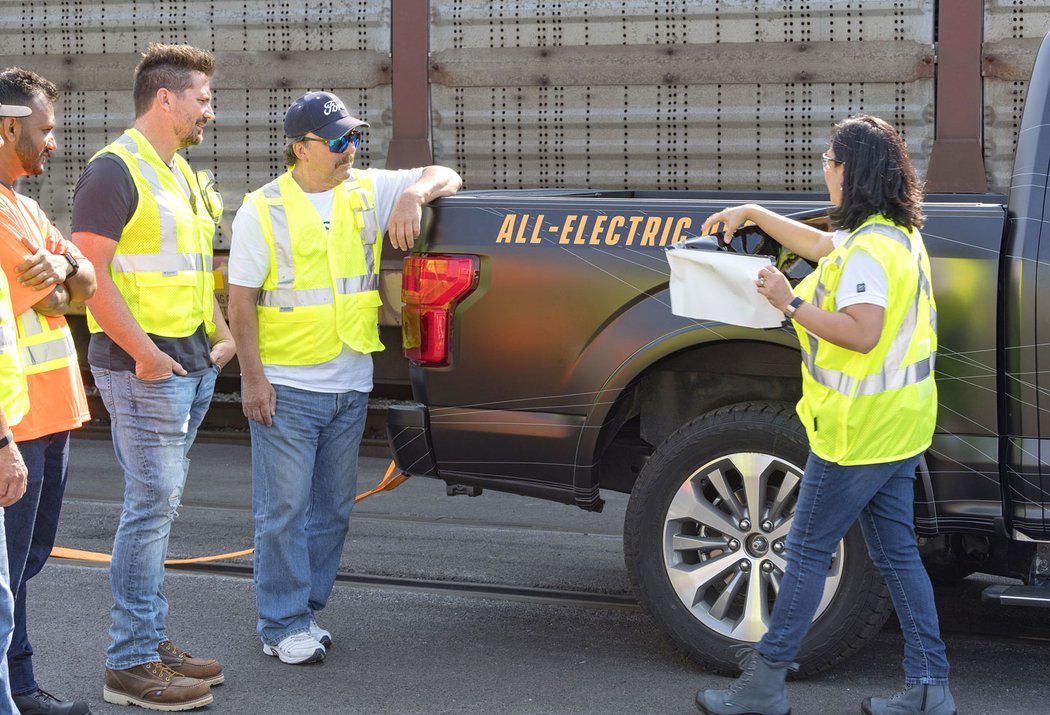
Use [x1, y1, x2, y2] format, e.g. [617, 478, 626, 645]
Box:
[158, 640, 225, 685]
[103, 662, 212, 711]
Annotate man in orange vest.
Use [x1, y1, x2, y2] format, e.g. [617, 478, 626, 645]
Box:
[0, 68, 95, 715]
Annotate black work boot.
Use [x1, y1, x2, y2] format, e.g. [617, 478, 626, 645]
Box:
[862, 683, 957, 715]
[13, 688, 91, 715]
[696, 646, 798, 715]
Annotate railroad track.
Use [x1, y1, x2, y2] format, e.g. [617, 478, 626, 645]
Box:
[52, 555, 640, 612]
[168, 561, 641, 611]
[48, 556, 1050, 647]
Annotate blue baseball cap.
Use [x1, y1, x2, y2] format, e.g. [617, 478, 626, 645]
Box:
[283, 91, 369, 140]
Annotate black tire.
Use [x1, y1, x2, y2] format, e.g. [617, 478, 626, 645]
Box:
[624, 401, 893, 676]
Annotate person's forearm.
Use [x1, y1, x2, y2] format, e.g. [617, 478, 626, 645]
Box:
[64, 257, 97, 302]
[409, 166, 463, 203]
[209, 296, 233, 345]
[228, 289, 264, 379]
[744, 205, 834, 262]
[0, 404, 25, 508]
[31, 283, 70, 317]
[791, 301, 883, 354]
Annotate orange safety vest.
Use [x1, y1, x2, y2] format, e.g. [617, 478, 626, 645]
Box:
[12, 308, 88, 441]
[0, 188, 89, 441]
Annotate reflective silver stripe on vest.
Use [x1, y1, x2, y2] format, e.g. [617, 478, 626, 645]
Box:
[348, 182, 379, 276]
[115, 134, 178, 255]
[0, 324, 16, 354]
[801, 223, 936, 397]
[855, 354, 934, 397]
[257, 276, 380, 309]
[19, 309, 44, 337]
[800, 337, 856, 396]
[17, 310, 76, 366]
[111, 253, 212, 274]
[336, 274, 379, 293]
[263, 182, 296, 290]
[257, 287, 332, 308]
[23, 332, 76, 367]
[800, 253, 848, 392]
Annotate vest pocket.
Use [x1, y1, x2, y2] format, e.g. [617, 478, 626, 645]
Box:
[340, 291, 383, 353]
[259, 305, 335, 365]
[134, 272, 201, 335]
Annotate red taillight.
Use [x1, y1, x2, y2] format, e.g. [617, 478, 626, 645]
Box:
[402, 255, 479, 366]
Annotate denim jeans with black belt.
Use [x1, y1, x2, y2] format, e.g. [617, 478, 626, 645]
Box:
[756, 452, 950, 685]
[92, 366, 216, 670]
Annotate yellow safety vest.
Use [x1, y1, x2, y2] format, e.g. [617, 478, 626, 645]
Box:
[245, 169, 383, 365]
[15, 309, 76, 375]
[86, 128, 215, 337]
[0, 271, 28, 427]
[793, 215, 937, 465]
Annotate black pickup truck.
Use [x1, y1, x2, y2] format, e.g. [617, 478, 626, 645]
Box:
[388, 34, 1050, 675]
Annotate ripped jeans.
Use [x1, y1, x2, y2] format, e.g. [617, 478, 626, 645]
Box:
[92, 366, 217, 670]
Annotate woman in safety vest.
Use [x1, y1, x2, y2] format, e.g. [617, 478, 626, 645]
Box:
[693, 115, 954, 715]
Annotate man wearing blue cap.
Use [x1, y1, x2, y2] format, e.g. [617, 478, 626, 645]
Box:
[227, 91, 461, 664]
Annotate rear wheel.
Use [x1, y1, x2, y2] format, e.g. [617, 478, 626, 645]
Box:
[624, 401, 893, 676]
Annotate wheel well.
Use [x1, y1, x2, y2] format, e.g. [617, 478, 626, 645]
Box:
[596, 340, 802, 493]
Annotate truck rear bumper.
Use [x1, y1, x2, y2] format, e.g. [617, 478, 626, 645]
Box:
[387, 403, 439, 477]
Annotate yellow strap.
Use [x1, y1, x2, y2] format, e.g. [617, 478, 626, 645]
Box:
[50, 461, 410, 565]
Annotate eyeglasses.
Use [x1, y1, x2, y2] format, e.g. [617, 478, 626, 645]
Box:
[301, 130, 363, 154]
[821, 152, 843, 169]
[194, 170, 223, 223]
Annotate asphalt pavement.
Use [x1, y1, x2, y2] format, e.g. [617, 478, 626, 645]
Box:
[17, 436, 1050, 714]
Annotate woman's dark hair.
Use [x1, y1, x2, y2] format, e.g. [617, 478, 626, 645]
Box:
[828, 114, 925, 232]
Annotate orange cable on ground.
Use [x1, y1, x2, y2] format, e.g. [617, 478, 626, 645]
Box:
[50, 461, 409, 565]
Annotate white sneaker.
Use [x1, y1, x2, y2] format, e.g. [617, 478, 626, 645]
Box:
[309, 618, 332, 648]
[262, 632, 325, 664]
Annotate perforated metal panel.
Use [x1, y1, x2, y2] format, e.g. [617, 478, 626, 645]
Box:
[983, 1, 1050, 194]
[0, 1, 1036, 235]
[429, 1, 935, 191]
[2, 0, 391, 249]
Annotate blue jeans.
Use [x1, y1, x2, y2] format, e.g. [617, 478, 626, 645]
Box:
[757, 452, 950, 685]
[92, 366, 217, 670]
[4, 431, 70, 695]
[250, 385, 368, 645]
[0, 509, 18, 715]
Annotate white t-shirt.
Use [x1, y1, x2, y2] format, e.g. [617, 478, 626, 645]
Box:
[229, 167, 424, 393]
[830, 229, 889, 310]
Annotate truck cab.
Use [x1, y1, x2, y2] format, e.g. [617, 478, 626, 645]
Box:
[388, 31, 1050, 674]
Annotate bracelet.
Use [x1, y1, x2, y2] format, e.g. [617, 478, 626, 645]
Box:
[0, 430, 12, 450]
[783, 296, 804, 318]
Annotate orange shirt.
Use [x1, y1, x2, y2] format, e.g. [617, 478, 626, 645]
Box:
[0, 184, 89, 441]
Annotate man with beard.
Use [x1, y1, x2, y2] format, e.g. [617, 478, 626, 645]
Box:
[0, 67, 96, 715]
[71, 44, 234, 712]
[228, 91, 460, 664]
